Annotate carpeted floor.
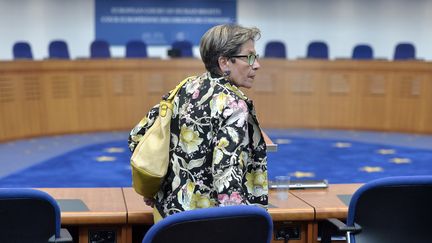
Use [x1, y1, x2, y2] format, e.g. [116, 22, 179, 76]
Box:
[265, 129, 432, 183]
[1, 129, 431, 187]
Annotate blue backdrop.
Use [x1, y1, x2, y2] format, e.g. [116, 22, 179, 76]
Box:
[95, 0, 237, 46]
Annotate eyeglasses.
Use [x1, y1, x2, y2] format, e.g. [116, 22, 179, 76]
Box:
[230, 53, 259, 66]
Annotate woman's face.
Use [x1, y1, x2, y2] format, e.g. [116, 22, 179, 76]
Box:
[225, 40, 261, 89]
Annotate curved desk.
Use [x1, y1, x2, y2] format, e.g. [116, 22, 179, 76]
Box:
[1, 59, 432, 142]
[123, 187, 315, 243]
[39, 185, 363, 243]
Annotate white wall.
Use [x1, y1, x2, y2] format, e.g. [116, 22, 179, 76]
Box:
[0, 0, 94, 60]
[1, 0, 431, 60]
[245, 0, 432, 60]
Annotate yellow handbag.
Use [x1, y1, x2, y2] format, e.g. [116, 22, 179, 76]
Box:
[131, 77, 192, 198]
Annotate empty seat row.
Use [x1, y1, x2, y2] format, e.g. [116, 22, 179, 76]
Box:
[11, 39, 194, 60]
[13, 40, 148, 59]
[11, 39, 417, 61]
[264, 41, 417, 60]
[13, 40, 72, 59]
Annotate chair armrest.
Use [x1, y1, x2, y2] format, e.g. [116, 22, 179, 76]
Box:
[320, 218, 362, 243]
[327, 218, 362, 233]
[48, 228, 73, 243]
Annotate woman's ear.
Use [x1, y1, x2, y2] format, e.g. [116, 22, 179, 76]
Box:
[218, 56, 230, 72]
[218, 56, 232, 77]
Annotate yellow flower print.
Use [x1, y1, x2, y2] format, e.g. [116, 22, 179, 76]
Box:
[224, 83, 247, 100]
[213, 149, 223, 165]
[213, 137, 229, 165]
[217, 137, 229, 148]
[210, 93, 228, 114]
[245, 170, 268, 197]
[179, 124, 203, 153]
[238, 151, 248, 168]
[190, 192, 215, 209]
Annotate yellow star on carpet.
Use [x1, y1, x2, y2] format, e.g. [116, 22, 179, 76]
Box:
[275, 138, 291, 144]
[376, 149, 396, 155]
[389, 157, 411, 164]
[290, 171, 315, 178]
[360, 166, 383, 173]
[332, 142, 351, 148]
[95, 156, 116, 162]
[105, 147, 125, 153]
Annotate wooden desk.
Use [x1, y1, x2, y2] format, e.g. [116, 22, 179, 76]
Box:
[290, 184, 362, 243]
[40, 188, 128, 243]
[122, 188, 154, 225]
[290, 184, 361, 219]
[36, 185, 363, 243]
[123, 187, 315, 243]
[269, 190, 316, 243]
[263, 131, 278, 152]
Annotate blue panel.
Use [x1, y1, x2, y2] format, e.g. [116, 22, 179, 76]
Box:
[95, 0, 237, 46]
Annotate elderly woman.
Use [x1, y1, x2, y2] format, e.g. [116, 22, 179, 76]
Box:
[128, 24, 268, 222]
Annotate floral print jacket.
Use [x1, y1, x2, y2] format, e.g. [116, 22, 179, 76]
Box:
[128, 72, 268, 218]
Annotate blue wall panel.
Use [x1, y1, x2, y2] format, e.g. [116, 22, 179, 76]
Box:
[95, 0, 237, 46]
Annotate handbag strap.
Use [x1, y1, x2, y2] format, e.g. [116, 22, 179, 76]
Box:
[165, 76, 195, 102]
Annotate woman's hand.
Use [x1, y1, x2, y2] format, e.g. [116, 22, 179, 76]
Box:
[143, 197, 155, 207]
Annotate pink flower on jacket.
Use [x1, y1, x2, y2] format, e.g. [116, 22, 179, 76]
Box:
[192, 89, 200, 99]
[223, 99, 248, 127]
[218, 192, 243, 206]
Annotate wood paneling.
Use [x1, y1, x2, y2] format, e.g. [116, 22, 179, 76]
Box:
[1, 59, 432, 141]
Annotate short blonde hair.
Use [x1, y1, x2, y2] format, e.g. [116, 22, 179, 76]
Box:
[200, 24, 261, 75]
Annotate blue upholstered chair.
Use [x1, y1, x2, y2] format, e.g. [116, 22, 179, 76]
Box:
[13, 41, 33, 59]
[393, 43, 416, 60]
[142, 205, 273, 243]
[264, 41, 287, 58]
[322, 176, 432, 243]
[90, 40, 111, 58]
[126, 40, 148, 58]
[170, 40, 193, 57]
[0, 188, 72, 243]
[352, 44, 373, 60]
[306, 41, 329, 59]
[48, 40, 70, 59]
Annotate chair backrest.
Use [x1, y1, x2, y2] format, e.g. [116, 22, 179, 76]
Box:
[393, 42, 416, 60]
[352, 44, 373, 60]
[264, 41, 287, 58]
[346, 176, 432, 243]
[142, 205, 273, 243]
[0, 188, 62, 243]
[90, 40, 111, 58]
[306, 41, 329, 59]
[13, 41, 33, 59]
[126, 40, 148, 58]
[48, 40, 70, 59]
[171, 40, 193, 57]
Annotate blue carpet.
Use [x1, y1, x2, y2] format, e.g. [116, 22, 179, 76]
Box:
[0, 141, 131, 187]
[267, 136, 432, 183]
[1, 130, 432, 187]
